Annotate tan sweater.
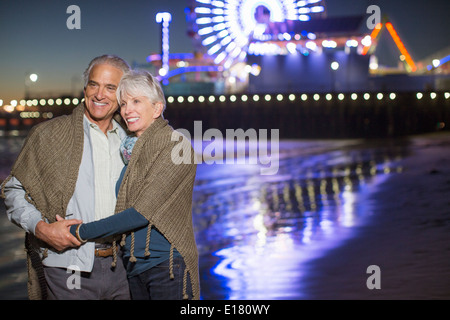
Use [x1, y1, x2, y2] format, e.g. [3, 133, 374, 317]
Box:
[115, 117, 199, 299]
[1, 105, 199, 299]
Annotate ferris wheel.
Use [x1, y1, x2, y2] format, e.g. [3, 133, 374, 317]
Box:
[191, 0, 327, 69]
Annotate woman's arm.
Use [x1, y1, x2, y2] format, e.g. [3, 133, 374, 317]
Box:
[69, 207, 148, 242]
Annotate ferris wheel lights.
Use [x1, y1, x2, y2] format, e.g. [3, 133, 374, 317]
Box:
[225, 42, 237, 53]
[195, 7, 212, 14]
[202, 35, 218, 46]
[221, 35, 232, 46]
[211, 0, 225, 7]
[214, 52, 227, 64]
[212, 16, 225, 23]
[194, 0, 325, 68]
[198, 27, 214, 35]
[208, 44, 222, 55]
[299, 15, 311, 21]
[196, 17, 213, 24]
[217, 29, 229, 38]
[212, 8, 224, 15]
[310, 5, 324, 13]
[213, 23, 227, 31]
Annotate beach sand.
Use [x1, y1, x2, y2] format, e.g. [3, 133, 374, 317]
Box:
[1, 132, 449, 300]
[300, 132, 450, 299]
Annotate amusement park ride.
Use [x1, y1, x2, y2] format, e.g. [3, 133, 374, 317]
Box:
[1, 0, 449, 131]
[143, 0, 439, 94]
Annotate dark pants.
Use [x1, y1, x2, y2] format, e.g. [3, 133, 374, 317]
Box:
[44, 254, 130, 300]
[128, 256, 192, 300]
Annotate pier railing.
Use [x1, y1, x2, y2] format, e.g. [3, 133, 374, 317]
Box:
[1, 91, 449, 138]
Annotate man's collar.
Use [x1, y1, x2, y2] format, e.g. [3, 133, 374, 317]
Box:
[83, 115, 119, 134]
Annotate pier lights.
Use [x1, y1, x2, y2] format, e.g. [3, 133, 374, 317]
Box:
[156, 12, 172, 84]
[330, 61, 339, 71]
[330, 61, 339, 92]
[25, 73, 39, 99]
[29, 73, 38, 82]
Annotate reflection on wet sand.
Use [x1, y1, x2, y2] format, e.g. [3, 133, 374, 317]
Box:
[194, 139, 407, 299]
[0, 137, 408, 300]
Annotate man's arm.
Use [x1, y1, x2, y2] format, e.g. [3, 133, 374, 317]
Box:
[3, 176, 82, 251]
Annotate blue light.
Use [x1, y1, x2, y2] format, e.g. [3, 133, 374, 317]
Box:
[440, 54, 450, 65]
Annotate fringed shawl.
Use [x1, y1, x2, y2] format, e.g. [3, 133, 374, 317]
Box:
[3, 104, 85, 222]
[114, 117, 199, 299]
[1, 104, 86, 299]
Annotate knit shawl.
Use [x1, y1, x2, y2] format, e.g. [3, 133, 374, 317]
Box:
[114, 117, 199, 299]
[6, 103, 85, 222]
[1, 103, 86, 299]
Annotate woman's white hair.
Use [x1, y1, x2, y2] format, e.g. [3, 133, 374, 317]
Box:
[116, 69, 166, 113]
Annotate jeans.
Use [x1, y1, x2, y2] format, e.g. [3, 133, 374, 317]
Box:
[128, 256, 192, 300]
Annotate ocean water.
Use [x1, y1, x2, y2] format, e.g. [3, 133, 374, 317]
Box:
[0, 135, 408, 300]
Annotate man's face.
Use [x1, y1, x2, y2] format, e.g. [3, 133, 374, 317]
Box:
[83, 63, 123, 127]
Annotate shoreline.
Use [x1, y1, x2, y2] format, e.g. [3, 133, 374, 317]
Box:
[1, 131, 450, 300]
[299, 131, 450, 299]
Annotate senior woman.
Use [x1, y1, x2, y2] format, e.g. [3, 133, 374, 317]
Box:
[69, 69, 199, 300]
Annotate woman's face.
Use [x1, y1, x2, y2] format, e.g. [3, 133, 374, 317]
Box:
[120, 95, 162, 137]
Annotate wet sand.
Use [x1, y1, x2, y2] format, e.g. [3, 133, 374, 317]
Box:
[300, 132, 450, 299]
[0, 132, 449, 300]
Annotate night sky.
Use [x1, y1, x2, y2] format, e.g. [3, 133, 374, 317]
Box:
[0, 0, 449, 102]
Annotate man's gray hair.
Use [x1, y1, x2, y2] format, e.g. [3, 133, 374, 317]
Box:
[83, 54, 130, 88]
[116, 69, 166, 113]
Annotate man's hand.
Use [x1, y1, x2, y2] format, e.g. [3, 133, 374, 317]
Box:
[35, 215, 83, 251]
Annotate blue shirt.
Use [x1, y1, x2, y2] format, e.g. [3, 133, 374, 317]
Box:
[115, 166, 181, 278]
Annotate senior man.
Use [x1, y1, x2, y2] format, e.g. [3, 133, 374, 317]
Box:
[1, 55, 131, 300]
